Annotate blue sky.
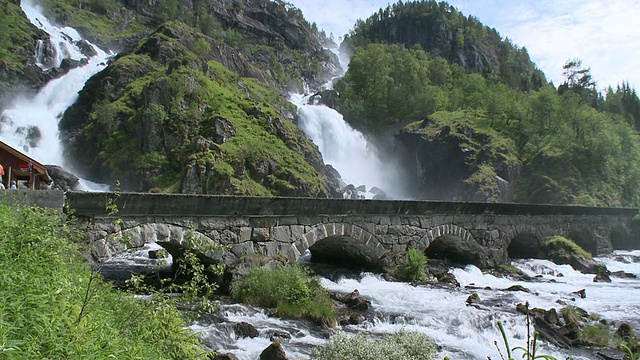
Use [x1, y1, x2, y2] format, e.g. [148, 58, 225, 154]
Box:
[288, 0, 640, 90]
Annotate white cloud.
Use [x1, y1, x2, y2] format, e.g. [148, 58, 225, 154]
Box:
[288, 0, 640, 89]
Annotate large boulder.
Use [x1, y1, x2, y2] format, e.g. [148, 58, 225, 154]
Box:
[259, 342, 287, 360]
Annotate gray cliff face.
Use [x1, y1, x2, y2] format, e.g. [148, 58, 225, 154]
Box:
[395, 121, 522, 202]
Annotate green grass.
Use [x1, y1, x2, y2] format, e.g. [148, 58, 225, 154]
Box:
[394, 248, 428, 282]
[0, 203, 208, 359]
[230, 264, 336, 326]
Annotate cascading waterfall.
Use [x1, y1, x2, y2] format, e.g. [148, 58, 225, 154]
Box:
[290, 47, 406, 199]
[0, 0, 110, 186]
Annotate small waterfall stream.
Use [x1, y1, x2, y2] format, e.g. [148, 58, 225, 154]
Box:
[0, 0, 110, 175]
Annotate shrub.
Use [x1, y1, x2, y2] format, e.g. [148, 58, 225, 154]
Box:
[579, 324, 613, 347]
[0, 204, 207, 359]
[311, 331, 439, 360]
[230, 264, 336, 325]
[395, 248, 428, 282]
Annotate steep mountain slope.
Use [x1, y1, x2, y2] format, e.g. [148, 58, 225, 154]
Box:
[341, 0, 545, 92]
[59, 21, 333, 195]
[0, 0, 49, 107]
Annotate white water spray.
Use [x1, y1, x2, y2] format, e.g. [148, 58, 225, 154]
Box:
[0, 0, 110, 184]
[290, 47, 405, 199]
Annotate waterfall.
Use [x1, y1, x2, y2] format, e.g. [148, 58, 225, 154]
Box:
[290, 47, 406, 199]
[0, 0, 110, 184]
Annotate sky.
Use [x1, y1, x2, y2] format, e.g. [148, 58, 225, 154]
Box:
[288, 0, 640, 91]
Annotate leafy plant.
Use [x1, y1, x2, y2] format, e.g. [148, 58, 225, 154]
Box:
[311, 331, 439, 360]
[230, 263, 335, 326]
[494, 303, 557, 360]
[395, 248, 428, 282]
[0, 203, 209, 359]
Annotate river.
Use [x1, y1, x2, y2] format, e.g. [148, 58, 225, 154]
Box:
[191, 250, 640, 359]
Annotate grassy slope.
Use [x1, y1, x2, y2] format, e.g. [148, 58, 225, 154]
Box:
[0, 202, 208, 359]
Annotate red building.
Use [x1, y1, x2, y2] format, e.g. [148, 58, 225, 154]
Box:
[0, 140, 52, 190]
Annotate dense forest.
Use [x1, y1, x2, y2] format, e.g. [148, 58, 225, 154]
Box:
[324, 0, 640, 207]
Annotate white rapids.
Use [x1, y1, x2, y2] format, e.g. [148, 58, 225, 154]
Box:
[194, 250, 640, 359]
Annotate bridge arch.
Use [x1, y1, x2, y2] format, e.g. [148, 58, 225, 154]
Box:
[286, 223, 388, 269]
[506, 225, 546, 259]
[89, 223, 221, 265]
[416, 224, 484, 265]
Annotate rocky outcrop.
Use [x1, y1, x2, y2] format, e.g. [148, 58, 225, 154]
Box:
[259, 342, 287, 360]
[45, 165, 81, 191]
[395, 116, 522, 202]
[59, 21, 331, 197]
[0, 2, 49, 110]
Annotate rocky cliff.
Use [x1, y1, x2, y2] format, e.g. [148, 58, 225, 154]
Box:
[395, 111, 522, 202]
[0, 0, 48, 108]
[59, 21, 334, 196]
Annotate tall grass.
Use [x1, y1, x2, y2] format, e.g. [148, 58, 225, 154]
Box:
[0, 204, 207, 359]
[230, 263, 336, 326]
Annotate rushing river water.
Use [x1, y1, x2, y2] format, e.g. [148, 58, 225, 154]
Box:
[186, 250, 640, 359]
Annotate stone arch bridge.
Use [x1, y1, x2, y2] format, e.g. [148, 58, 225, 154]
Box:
[65, 192, 640, 270]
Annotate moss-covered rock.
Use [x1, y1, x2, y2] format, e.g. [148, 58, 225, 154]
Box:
[396, 110, 522, 201]
[60, 21, 330, 197]
[0, 0, 49, 107]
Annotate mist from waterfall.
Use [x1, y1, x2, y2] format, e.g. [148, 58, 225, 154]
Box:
[0, 0, 111, 189]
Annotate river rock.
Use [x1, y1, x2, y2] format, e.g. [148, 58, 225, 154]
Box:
[503, 284, 532, 293]
[466, 292, 480, 305]
[610, 270, 637, 279]
[349, 312, 366, 325]
[233, 321, 259, 338]
[571, 289, 587, 299]
[593, 268, 612, 283]
[268, 330, 292, 343]
[45, 165, 81, 190]
[259, 342, 287, 360]
[615, 322, 634, 340]
[340, 289, 371, 311]
[209, 353, 239, 360]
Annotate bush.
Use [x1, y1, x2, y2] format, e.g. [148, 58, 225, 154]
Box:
[0, 204, 207, 359]
[395, 248, 428, 282]
[230, 264, 335, 326]
[311, 331, 439, 360]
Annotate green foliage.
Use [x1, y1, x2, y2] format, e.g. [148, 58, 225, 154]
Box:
[344, 0, 544, 92]
[495, 304, 558, 360]
[311, 331, 439, 360]
[0, 203, 207, 359]
[230, 264, 336, 326]
[544, 236, 592, 260]
[579, 324, 613, 347]
[395, 248, 428, 282]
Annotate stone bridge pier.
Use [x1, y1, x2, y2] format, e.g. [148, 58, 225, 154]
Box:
[65, 192, 639, 270]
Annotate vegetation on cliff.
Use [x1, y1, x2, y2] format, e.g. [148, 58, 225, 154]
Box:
[325, 1, 640, 206]
[39, 0, 335, 92]
[0, 203, 208, 359]
[59, 21, 330, 196]
[0, 0, 46, 98]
